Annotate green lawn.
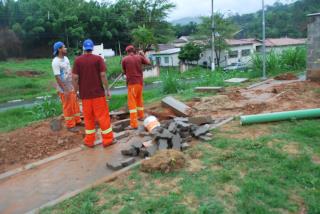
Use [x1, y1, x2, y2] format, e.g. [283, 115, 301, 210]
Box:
[40, 119, 320, 214]
[0, 57, 122, 103]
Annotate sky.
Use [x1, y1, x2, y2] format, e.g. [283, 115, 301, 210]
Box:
[168, 0, 296, 20]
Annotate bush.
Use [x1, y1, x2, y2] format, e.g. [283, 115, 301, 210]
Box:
[161, 71, 187, 94]
[31, 97, 62, 120]
[0, 28, 21, 61]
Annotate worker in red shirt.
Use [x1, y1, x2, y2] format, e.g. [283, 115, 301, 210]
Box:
[122, 45, 151, 129]
[72, 39, 115, 148]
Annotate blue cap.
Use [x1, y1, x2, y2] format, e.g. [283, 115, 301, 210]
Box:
[83, 39, 94, 51]
[53, 41, 64, 55]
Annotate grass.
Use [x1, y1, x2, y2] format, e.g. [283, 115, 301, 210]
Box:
[40, 119, 320, 213]
[0, 56, 122, 103]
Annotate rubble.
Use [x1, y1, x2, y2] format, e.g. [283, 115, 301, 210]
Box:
[188, 116, 213, 125]
[194, 86, 225, 93]
[193, 124, 210, 137]
[50, 119, 62, 132]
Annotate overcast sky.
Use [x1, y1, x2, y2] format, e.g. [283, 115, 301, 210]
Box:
[168, 0, 296, 20]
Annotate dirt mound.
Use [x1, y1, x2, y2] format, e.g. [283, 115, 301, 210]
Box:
[140, 150, 186, 173]
[195, 95, 238, 112]
[274, 73, 298, 80]
[4, 69, 43, 78]
[0, 119, 84, 173]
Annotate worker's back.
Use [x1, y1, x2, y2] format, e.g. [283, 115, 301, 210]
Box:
[73, 54, 106, 99]
[122, 54, 149, 85]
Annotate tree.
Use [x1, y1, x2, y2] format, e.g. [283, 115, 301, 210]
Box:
[196, 14, 238, 67]
[131, 26, 156, 51]
[178, 42, 202, 64]
[174, 22, 198, 38]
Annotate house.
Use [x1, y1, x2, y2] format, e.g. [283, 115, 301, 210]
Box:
[150, 48, 181, 67]
[93, 43, 116, 58]
[258, 38, 306, 53]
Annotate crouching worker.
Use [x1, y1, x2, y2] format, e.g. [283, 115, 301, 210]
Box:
[72, 39, 116, 148]
[52, 41, 81, 132]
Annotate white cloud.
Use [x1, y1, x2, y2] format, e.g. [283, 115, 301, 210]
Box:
[168, 0, 296, 20]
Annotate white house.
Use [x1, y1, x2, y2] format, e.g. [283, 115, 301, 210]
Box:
[259, 38, 306, 53]
[93, 43, 116, 58]
[150, 48, 181, 67]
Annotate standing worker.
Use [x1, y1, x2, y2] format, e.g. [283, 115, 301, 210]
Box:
[72, 39, 115, 148]
[122, 45, 151, 129]
[52, 41, 81, 132]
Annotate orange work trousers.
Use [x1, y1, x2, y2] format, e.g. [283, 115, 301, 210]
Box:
[59, 91, 81, 128]
[128, 84, 144, 128]
[82, 96, 114, 147]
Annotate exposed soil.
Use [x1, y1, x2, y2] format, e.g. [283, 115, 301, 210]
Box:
[140, 150, 186, 173]
[274, 73, 298, 80]
[5, 69, 43, 78]
[0, 119, 84, 173]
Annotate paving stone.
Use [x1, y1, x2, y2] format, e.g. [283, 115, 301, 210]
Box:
[180, 131, 191, 138]
[172, 134, 182, 150]
[138, 125, 145, 132]
[191, 124, 200, 132]
[176, 121, 191, 131]
[121, 147, 138, 156]
[155, 129, 174, 140]
[115, 131, 130, 140]
[139, 148, 149, 158]
[132, 140, 143, 149]
[188, 116, 213, 125]
[50, 119, 62, 132]
[193, 124, 210, 137]
[113, 124, 123, 133]
[199, 135, 213, 142]
[182, 136, 193, 142]
[139, 131, 150, 137]
[106, 161, 123, 170]
[158, 139, 168, 150]
[162, 96, 192, 117]
[174, 117, 189, 123]
[194, 87, 225, 93]
[168, 122, 177, 133]
[206, 133, 214, 137]
[146, 144, 158, 156]
[181, 143, 191, 151]
[121, 158, 136, 167]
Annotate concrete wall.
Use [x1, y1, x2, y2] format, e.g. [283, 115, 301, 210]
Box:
[307, 13, 320, 81]
[151, 54, 180, 67]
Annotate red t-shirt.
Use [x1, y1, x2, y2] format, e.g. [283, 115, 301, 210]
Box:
[72, 54, 106, 99]
[122, 54, 149, 85]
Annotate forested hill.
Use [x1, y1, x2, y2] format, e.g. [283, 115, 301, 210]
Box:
[231, 0, 320, 39]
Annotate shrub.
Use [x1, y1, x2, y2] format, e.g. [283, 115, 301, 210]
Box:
[31, 97, 61, 120]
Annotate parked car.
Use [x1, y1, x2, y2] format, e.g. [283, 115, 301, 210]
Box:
[223, 62, 247, 71]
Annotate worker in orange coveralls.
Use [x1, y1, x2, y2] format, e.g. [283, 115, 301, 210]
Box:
[52, 41, 81, 132]
[72, 39, 116, 148]
[122, 45, 151, 129]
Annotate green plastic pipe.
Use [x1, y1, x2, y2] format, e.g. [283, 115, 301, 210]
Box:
[240, 108, 320, 125]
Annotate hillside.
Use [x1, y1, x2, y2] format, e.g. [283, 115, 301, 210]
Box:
[231, 0, 320, 38]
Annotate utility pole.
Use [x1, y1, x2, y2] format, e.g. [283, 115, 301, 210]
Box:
[262, 0, 267, 79]
[211, 0, 215, 71]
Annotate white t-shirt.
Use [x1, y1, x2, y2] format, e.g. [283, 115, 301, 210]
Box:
[52, 56, 73, 93]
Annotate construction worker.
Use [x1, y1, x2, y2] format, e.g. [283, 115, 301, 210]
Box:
[122, 45, 151, 129]
[52, 41, 81, 132]
[72, 39, 115, 148]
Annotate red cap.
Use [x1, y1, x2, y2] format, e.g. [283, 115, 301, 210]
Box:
[125, 45, 135, 53]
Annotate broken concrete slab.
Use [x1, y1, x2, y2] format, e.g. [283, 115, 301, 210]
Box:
[155, 129, 174, 140]
[106, 161, 123, 170]
[158, 139, 169, 150]
[176, 121, 191, 132]
[182, 136, 193, 142]
[180, 131, 191, 139]
[139, 131, 151, 137]
[121, 158, 136, 167]
[161, 96, 192, 117]
[112, 124, 123, 133]
[132, 140, 143, 149]
[142, 140, 153, 148]
[194, 87, 225, 93]
[193, 124, 210, 137]
[188, 116, 213, 125]
[50, 119, 62, 132]
[109, 110, 129, 120]
[174, 117, 189, 123]
[139, 148, 149, 158]
[224, 78, 248, 83]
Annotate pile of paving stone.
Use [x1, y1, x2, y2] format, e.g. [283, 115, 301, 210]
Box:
[121, 116, 215, 159]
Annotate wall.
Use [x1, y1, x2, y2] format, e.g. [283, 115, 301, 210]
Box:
[307, 13, 320, 81]
[152, 53, 180, 67]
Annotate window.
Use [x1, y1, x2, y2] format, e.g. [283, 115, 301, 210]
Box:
[229, 50, 238, 58]
[164, 57, 169, 64]
[241, 49, 251, 56]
